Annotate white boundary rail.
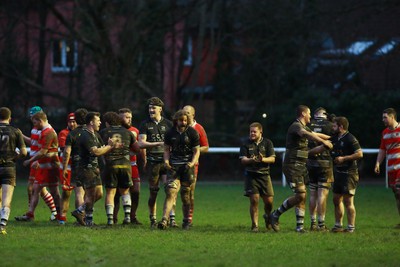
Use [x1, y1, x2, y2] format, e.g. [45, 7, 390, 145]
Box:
[209, 147, 386, 187]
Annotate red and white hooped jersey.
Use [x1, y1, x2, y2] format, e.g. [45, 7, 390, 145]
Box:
[37, 125, 60, 170]
[380, 126, 400, 173]
[30, 127, 41, 157]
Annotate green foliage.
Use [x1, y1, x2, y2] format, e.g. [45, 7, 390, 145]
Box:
[2, 183, 399, 266]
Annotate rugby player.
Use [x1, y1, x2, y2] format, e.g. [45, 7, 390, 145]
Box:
[0, 107, 27, 234]
[307, 107, 334, 231]
[100, 111, 140, 226]
[158, 109, 200, 230]
[331, 117, 363, 233]
[375, 108, 400, 229]
[138, 97, 172, 228]
[269, 105, 332, 233]
[240, 122, 275, 232]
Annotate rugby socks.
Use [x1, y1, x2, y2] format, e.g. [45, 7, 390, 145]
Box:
[275, 199, 290, 217]
[318, 215, 326, 228]
[188, 208, 193, 224]
[121, 194, 132, 221]
[310, 214, 317, 224]
[347, 224, 355, 232]
[1, 207, 10, 226]
[42, 192, 57, 215]
[77, 204, 86, 213]
[295, 207, 305, 230]
[85, 208, 94, 226]
[106, 204, 114, 225]
[169, 210, 176, 223]
[334, 222, 343, 229]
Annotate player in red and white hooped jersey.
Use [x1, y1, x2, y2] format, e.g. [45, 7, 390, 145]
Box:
[15, 106, 58, 222]
[169, 105, 209, 227]
[20, 111, 61, 221]
[375, 108, 400, 228]
[57, 113, 77, 224]
[112, 108, 143, 225]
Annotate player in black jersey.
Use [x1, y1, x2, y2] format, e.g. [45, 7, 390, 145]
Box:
[157, 109, 200, 230]
[100, 112, 140, 225]
[0, 107, 27, 234]
[307, 107, 334, 231]
[331, 117, 363, 233]
[270, 105, 332, 233]
[61, 108, 88, 225]
[240, 122, 276, 232]
[139, 97, 173, 228]
[72, 112, 115, 226]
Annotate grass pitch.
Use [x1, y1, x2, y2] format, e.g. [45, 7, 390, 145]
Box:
[1, 181, 399, 267]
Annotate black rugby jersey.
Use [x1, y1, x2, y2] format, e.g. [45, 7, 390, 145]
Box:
[164, 126, 199, 165]
[331, 131, 361, 172]
[65, 125, 86, 165]
[308, 118, 334, 164]
[77, 129, 104, 168]
[284, 120, 311, 163]
[139, 117, 172, 162]
[100, 126, 135, 166]
[0, 123, 26, 167]
[239, 138, 275, 175]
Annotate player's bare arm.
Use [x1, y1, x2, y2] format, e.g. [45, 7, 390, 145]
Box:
[62, 145, 72, 178]
[300, 129, 333, 150]
[374, 149, 386, 174]
[334, 149, 363, 164]
[23, 147, 48, 167]
[138, 134, 163, 149]
[163, 144, 172, 170]
[188, 145, 200, 168]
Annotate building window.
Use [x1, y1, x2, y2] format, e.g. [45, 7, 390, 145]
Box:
[183, 37, 193, 66]
[51, 39, 77, 73]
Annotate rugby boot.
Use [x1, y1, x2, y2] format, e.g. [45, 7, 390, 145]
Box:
[85, 220, 96, 227]
[58, 215, 67, 225]
[182, 219, 191, 230]
[269, 211, 280, 232]
[309, 223, 317, 231]
[122, 217, 131, 225]
[0, 225, 7, 235]
[170, 219, 179, 228]
[50, 212, 58, 222]
[295, 227, 307, 233]
[157, 218, 168, 230]
[343, 227, 355, 233]
[150, 219, 158, 229]
[131, 217, 142, 225]
[331, 225, 344, 233]
[251, 225, 259, 233]
[15, 212, 34, 222]
[263, 214, 272, 230]
[317, 225, 330, 232]
[71, 210, 85, 226]
[107, 218, 114, 227]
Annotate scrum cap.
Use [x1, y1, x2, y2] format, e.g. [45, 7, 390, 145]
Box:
[29, 106, 42, 116]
